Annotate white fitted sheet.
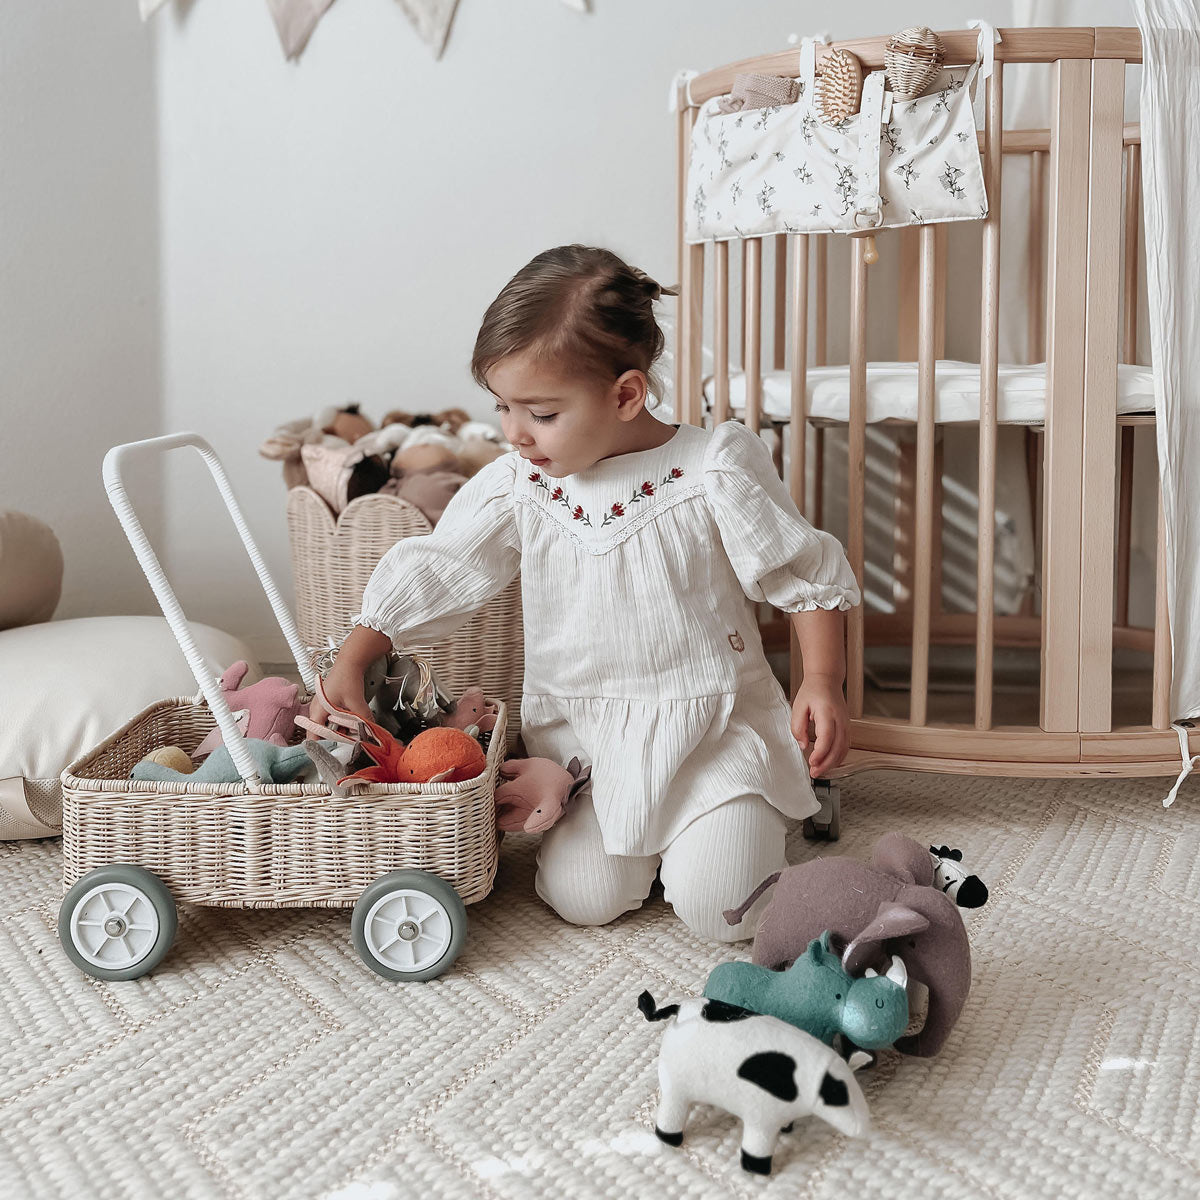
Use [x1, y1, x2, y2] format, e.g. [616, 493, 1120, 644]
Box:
[703, 360, 1157, 425]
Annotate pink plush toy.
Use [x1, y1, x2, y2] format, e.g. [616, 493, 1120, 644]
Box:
[495, 756, 591, 833]
[193, 661, 308, 758]
[438, 687, 498, 735]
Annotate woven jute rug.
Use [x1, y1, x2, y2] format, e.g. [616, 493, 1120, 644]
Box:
[2, 770, 1198, 1199]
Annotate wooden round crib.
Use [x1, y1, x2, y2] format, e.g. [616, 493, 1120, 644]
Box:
[673, 26, 1196, 780]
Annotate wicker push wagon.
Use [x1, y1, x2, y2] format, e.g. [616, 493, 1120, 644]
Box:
[59, 433, 504, 984]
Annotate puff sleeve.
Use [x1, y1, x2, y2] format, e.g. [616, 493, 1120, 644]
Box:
[703, 421, 860, 612]
[353, 453, 521, 645]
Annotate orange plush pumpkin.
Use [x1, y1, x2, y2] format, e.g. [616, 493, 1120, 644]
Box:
[397, 727, 486, 784]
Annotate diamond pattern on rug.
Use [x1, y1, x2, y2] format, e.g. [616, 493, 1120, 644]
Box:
[3, 770, 1200, 1199]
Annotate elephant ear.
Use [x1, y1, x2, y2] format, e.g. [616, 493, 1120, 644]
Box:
[842, 902, 931, 974]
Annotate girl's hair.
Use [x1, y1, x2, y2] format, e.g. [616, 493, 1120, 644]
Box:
[471, 245, 677, 400]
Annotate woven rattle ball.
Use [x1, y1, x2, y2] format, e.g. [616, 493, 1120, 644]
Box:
[816, 48, 863, 123]
[884, 26, 944, 101]
[142, 745, 195, 775]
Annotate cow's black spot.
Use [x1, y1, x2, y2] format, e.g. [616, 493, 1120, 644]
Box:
[819, 1072, 850, 1107]
[737, 1052, 798, 1101]
[701, 998, 754, 1022]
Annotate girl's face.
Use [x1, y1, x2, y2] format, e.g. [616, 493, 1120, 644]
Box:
[486, 351, 647, 478]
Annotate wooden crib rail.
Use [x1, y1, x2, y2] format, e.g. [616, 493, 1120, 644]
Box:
[679, 28, 1142, 110]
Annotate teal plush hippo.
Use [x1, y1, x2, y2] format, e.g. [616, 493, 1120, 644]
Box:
[703, 931, 909, 1050]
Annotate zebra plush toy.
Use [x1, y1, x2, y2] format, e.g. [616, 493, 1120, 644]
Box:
[929, 846, 989, 909]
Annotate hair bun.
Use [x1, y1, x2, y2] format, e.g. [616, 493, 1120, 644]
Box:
[636, 273, 677, 302]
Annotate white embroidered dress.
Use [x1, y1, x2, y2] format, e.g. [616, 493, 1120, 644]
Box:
[354, 421, 860, 857]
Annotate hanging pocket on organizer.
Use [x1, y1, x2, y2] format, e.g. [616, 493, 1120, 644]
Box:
[684, 27, 991, 241]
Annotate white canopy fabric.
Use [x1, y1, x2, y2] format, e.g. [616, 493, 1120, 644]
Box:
[1133, 1, 1200, 803]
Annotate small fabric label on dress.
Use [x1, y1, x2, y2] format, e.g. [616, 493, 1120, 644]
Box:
[728, 631, 745, 652]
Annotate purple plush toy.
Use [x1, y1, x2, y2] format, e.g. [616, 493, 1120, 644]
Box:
[723, 832, 971, 1057]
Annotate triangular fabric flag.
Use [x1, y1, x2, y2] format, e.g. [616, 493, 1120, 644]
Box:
[139, 0, 171, 19]
[265, 0, 338, 60]
[395, 0, 460, 60]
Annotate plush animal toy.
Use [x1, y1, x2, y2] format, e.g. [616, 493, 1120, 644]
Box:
[317, 403, 373, 444]
[136, 745, 195, 775]
[193, 662, 307, 759]
[639, 992, 871, 1175]
[300, 441, 390, 514]
[438, 687, 498, 736]
[704, 932, 909, 1050]
[132, 738, 318, 785]
[724, 832, 971, 1057]
[314, 683, 485, 786]
[930, 845, 989, 908]
[495, 756, 591, 833]
[380, 470, 467, 525]
[392, 442, 461, 477]
[393, 727, 486, 784]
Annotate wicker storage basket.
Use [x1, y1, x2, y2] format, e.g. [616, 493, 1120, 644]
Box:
[287, 486, 523, 747]
[61, 696, 506, 908]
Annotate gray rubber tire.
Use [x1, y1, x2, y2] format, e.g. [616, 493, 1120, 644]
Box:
[59, 865, 177, 981]
[351, 870, 467, 982]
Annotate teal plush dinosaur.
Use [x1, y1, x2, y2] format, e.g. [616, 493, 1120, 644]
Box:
[132, 738, 321, 785]
[703, 931, 909, 1050]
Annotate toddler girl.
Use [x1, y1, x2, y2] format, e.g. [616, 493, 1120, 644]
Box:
[315, 245, 860, 941]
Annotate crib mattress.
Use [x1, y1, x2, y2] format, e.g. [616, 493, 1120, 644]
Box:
[703, 360, 1157, 425]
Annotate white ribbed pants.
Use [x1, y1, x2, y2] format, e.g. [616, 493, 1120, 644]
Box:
[534, 792, 788, 942]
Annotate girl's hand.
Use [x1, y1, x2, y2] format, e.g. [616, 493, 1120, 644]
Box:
[790, 674, 850, 778]
[306, 625, 391, 736]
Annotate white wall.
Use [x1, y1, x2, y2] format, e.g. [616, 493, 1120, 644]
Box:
[0, 0, 161, 619]
[152, 0, 1007, 655]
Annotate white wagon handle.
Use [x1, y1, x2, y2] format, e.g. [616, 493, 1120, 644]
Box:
[103, 432, 319, 790]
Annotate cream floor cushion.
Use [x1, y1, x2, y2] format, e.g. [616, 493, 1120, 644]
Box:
[0, 616, 257, 840]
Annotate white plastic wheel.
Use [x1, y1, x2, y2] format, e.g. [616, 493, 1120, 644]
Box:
[362, 889, 453, 973]
[351, 870, 467, 982]
[70, 882, 160, 968]
[59, 865, 177, 981]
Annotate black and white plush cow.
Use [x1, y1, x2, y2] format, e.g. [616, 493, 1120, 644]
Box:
[638, 992, 870, 1175]
[929, 845, 989, 908]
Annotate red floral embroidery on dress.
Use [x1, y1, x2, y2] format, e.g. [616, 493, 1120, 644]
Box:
[529, 471, 592, 526]
[527, 467, 685, 528]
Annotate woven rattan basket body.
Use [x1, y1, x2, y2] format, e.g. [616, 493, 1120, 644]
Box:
[61, 698, 506, 908]
[287, 486, 524, 747]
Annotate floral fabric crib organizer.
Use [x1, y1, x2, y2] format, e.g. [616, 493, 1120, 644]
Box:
[684, 26, 995, 240]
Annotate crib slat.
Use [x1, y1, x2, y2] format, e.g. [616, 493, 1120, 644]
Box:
[744, 238, 763, 433]
[675, 99, 691, 415]
[1028, 151, 1046, 362]
[1116, 428, 1135, 627]
[976, 63, 1004, 731]
[713, 241, 731, 426]
[1153, 490, 1171, 729]
[788, 234, 810, 701]
[1041, 59, 1092, 734]
[910, 225, 937, 728]
[788, 235, 809, 514]
[1122, 144, 1141, 364]
[1078, 58, 1125, 734]
[773, 235, 788, 371]
[847, 237, 869, 720]
[689, 254, 706, 426]
[813, 238, 828, 530]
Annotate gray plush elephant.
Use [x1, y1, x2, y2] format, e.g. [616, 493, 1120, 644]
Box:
[723, 832, 972, 1057]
